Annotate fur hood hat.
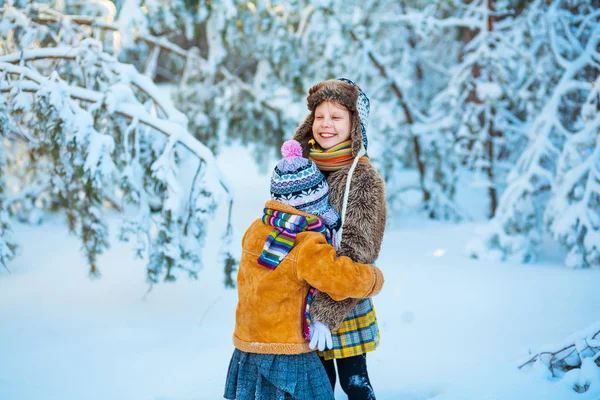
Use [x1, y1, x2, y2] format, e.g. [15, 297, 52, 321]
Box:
[293, 78, 370, 158]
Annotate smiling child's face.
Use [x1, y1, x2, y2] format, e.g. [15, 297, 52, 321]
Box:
[312, 101, 351, 149]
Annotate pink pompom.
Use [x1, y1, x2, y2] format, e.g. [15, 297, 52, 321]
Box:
[281, 140, 303, 159]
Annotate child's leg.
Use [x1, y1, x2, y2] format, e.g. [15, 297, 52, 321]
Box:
[335, 354, 375, 400]
[319, 356, 337, 390]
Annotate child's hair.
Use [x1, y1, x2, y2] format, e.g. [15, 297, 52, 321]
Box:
[270, 140, 340, 230]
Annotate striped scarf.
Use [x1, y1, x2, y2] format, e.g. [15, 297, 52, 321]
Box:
[257, 208, 332, 268]
[309, 140, 369, 172]
[257, 207, 334, 340]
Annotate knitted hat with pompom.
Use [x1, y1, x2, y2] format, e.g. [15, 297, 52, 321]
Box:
[271, 140, 341, 230]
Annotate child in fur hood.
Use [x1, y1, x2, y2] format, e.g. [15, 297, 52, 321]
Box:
[292, 78, 387, 399]
[223, 140, 384, 400]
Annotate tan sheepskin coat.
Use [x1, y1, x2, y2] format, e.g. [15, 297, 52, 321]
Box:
[233, 200, 384, 355]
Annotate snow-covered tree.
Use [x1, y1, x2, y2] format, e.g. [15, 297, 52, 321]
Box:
[0, 3, 233, 284]
[115, 0, 214, 81]
[0, 93, 18, 271]
[545, 73, 600, 269]
[427, 0, 529, 219]
[468, 0, 599, 267]
[4, 0, 596, 277]
[171, 0, 335, 162]
[380, 0, 470, 220]
[139, 0, 598, 270]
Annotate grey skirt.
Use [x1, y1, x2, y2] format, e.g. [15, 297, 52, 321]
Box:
[224, 348, 334, 400]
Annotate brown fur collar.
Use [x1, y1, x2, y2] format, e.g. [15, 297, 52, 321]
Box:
[308, 162, 387, 331]
[327, 162, 387, 264]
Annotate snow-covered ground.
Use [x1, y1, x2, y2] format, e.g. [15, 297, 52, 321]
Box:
[1, 145, 599, 400]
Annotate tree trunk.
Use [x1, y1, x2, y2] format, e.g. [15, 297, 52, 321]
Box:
[487, 0, 498, 218]
[486, 114, 498, 218]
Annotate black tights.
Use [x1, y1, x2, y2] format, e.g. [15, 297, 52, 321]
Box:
[320, 354, 375, 400]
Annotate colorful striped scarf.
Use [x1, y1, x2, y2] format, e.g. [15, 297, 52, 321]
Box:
[309, 140, 369, 172]
[257, 207, 334, 340]
[257, 208, 332, 268]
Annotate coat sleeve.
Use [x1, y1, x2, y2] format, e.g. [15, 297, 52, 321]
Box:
[310, 165, 388, 331]
[295, 234, 384, 301]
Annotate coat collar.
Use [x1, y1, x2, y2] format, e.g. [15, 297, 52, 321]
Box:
[264, 200, 320, 220]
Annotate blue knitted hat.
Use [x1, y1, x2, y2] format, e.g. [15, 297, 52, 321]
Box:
[271, 140, 341, 230]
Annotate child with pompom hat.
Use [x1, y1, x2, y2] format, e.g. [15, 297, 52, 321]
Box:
[224, 140, 384, 400]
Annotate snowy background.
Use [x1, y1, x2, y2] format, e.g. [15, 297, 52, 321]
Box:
[1, 144, 600, 400]
[1, 1, 599, 399]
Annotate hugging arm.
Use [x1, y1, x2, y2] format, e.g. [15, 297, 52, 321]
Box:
[295, 235, 383, 301]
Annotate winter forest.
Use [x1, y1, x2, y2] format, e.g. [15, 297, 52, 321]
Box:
[1, 0, 599, 399]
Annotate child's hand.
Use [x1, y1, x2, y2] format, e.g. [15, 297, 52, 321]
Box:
[308, 321, 333, 351]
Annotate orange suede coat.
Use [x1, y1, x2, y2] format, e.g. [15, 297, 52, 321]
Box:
[233, 200, 384, 355]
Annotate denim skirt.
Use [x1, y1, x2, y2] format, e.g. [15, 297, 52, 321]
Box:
[224, 348, 334, 400]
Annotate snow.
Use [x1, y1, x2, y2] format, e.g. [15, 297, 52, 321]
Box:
[476, 81, 503, 101]
[1, 144, 599, 400]
[116, 0, 147, 49]
[83, 131, 117, 184]
[1, 1, 600, 397]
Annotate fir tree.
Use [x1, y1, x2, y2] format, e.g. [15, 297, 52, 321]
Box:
[468, 0, 599, 266]
[0, 3, 233, 283]
[0, 93, 18, 271]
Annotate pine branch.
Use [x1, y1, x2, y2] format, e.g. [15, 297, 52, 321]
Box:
[0, 49, 187, 124]
[0, 26, 236, 283]
[25, 5, 283, 128]
[0, 61, 232, 201]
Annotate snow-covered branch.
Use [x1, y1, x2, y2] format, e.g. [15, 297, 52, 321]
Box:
[0, 48, 187, 124]
[0, 17, 235, 283]
[379, 14, 483, 30]
[518, 321, 600, 393]
[0, 52, 230, 198]
[23, 4, 283, 130]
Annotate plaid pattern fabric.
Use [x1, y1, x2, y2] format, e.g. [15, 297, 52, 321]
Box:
[224, 349, 334, 400]
[319, 298, 379, 361]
